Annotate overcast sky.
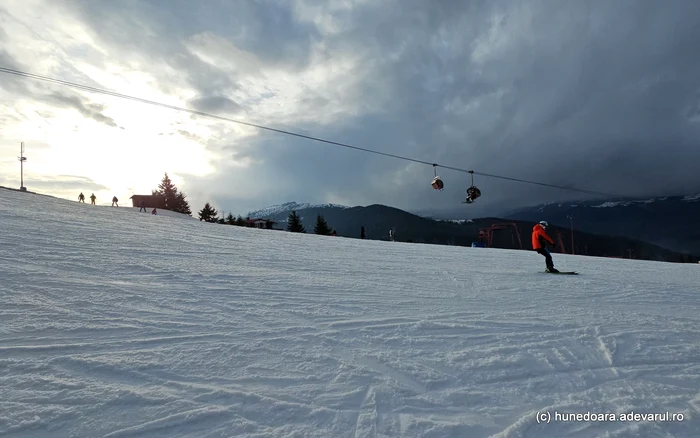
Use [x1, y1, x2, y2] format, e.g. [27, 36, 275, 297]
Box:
[2, 0, 700, 218]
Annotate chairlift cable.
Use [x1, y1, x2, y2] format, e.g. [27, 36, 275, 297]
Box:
[0, 66, 621, 198]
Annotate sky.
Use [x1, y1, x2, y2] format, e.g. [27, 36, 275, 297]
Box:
[2, 0, 700, 218]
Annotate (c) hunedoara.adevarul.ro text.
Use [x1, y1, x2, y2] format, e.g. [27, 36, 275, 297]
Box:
[536, 410, 685, 424]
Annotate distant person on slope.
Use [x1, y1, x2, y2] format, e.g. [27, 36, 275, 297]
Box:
[90, 193, 96, 205]
[112, 196, 118, 207]
[532, 221, 558, 273]
[78, 192, 85, 203]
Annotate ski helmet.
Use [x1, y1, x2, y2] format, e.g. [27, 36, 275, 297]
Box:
[539, 221, 548, 228]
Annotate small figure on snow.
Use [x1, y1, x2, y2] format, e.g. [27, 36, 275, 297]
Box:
[331, 229, 337, 236]
[151, 208, 157, 215]
[139, 201, 147, 212]
[112, 196, 119, 207]
[532, 221, 558, 273]
[78, 192, 85, 203]
[389, 229, 394, 241]
[90, 193, 96, 205]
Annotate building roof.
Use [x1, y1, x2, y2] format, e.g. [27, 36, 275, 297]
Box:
[247, 218, 276, 223]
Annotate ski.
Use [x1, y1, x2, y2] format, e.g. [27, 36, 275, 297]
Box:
[541, 271, 578, 275]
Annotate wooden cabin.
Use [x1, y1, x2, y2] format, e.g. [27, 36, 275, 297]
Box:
[247, 218, 276, 229]
[130, 194, 167, 209]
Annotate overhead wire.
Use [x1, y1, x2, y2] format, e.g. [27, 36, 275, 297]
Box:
[0, 66, 621, 198]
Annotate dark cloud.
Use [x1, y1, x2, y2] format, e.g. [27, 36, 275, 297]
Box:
[6, 0, 700, 218]
[0, 51, 29, 95]
[214, 1, 700, 217]
[42, 92, 118, 128]
[197, 0, 700, 216]
[0, 51, 118, 129]
[188, 96, 242, 115]
[53, 0, 318, 97]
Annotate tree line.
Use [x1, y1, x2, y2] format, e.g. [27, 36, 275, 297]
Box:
[285, 210, 336, 235]
[152, 173, 336, 234]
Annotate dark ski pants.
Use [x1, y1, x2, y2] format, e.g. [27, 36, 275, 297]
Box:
[536, 248, 554, 270]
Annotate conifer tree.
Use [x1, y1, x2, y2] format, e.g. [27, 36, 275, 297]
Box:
[286, 211, 305, 233]
[198, 202, 219, 222]
[226, 212, 235, 225]
[197, 203, 211, 222]
[154, 173, 177, 200]
[314, 214, 331, 235]
[209, 204, 219, 222]
[172, 191, 192, 216]
[152, 172, 192, 216]
[236, 215, 246, 226]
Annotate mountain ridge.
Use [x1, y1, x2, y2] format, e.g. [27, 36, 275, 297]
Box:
[247, 201, 351, 218]
[239, 201, 699, 263]
[503, 194, 700, 254]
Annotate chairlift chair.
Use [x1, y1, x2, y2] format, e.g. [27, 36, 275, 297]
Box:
[463, 171, 481, 203]
[431, 164, 444, 190]
[466, 186, 481, 202]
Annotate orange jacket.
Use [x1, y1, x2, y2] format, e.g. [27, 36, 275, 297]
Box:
[532, 224, 554, 250]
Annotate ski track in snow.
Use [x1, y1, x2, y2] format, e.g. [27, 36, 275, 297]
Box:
[1, 188, 700, 437]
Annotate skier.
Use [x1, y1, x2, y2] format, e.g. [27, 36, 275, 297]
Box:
[139, 201, 147, 212]
[532, 221, 558, 273]
[151, 208, 157, 215]
[112, 196, 118, 207]
[389, 229, 394, 241]
[90, 193, 96, 205]
[78, 192, 85, 203]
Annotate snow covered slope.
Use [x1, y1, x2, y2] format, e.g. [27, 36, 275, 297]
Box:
[1, 187, 699, 437]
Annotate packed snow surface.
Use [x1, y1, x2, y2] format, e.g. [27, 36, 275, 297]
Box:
[1, 188, 700, 437]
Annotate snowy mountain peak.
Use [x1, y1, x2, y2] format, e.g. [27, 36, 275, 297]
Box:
[246, 201, 350, 218]
[589, 193, 700, 208]
[517, 193, 700, 212]
[246, 202, 312, 218]
[592, 197, 666, 208]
